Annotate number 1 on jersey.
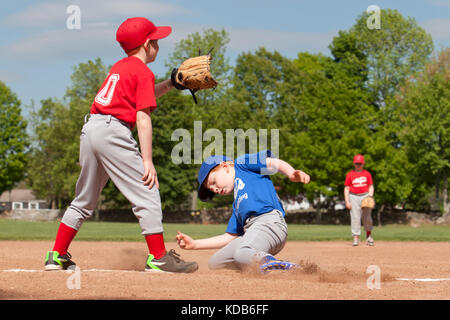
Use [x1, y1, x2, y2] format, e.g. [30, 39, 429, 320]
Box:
[95, 73, 120, 106]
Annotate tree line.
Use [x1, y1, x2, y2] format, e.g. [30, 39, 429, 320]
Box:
[1, 9, 448, 219]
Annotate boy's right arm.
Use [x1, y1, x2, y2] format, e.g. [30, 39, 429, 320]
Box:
[266, 157, 310, 184]
[176, 231, 237, 250]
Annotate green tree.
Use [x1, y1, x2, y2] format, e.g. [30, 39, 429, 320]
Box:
[191, 48, 287, 209]
[328, 9, 434, 211]
[27, 98, 73, 208]
[281, 52, 373, 221]
[231, 48, 291, 127]
[228, 48, 373, 222]
[328, 30, 368, 86]
[0, 81, 28, 194]
[143, 76, 197, 210]
[28, 28, 233, 211]
[340, 8, 434, 106]
[164, 28, 235, 209]
[166, 28, 232, 106]
[65, 58, 110, 199]
[397, 48, 450, 217]
[28, 59, 108, 208]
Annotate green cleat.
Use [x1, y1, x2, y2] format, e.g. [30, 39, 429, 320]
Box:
[45, 251, 76, 271]
[145, 249, 198, 273]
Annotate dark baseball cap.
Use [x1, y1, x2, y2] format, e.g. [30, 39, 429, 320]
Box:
[116, 17, 172, 51]
[197, 155, 233, 201]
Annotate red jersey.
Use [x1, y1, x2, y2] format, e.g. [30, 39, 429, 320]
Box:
[91, 56, 157, 128]
[345, 170, 373, 194]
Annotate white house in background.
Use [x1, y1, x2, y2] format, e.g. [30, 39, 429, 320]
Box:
[281, 198, 311, 211]
[0, 189, 48, 212]
[281, 194, 346, 212]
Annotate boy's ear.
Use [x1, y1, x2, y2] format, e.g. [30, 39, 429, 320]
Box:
[220, 161, 231, 172]
[144, 39, 151, 48]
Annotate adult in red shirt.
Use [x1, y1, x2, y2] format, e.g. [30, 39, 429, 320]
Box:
[44, 17, 198, 273]
[344, 155, 375, 246]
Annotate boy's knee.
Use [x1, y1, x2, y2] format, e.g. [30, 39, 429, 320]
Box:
[208, 258, 218, 270]
[208, 253, 224, 270]
[133, 208, 163, 236]
[61, 205, 91, 230]
[233, 246, 258, 266]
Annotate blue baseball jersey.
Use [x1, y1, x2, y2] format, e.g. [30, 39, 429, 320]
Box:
[225, 150, 285, 235]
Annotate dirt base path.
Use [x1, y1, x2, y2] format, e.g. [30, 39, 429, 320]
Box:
[1, 241, 449, 300]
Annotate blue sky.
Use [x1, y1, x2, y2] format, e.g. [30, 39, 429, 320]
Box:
[0, 0, 449, 115]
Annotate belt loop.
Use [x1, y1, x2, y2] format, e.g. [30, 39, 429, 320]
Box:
[106, 115, 112, 124]
[84, 114, 90, 123]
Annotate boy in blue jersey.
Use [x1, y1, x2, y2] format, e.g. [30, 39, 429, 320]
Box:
[176, 150, 310, 273]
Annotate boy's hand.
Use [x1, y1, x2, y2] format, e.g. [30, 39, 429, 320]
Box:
[142, 160, 159, 189]
[289, 170, 310, 184]
[176, 231, 196, 250]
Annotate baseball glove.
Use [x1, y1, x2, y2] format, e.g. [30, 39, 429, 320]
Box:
[361, 196, 375, 209]
[171, 50, 218, 104]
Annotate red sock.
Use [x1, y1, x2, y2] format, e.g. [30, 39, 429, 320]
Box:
[52, 223, 78, 255]
[366, 231, 372, 238]
[145, 233, 167, 260]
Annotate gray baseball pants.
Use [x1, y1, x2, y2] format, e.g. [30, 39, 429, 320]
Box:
[61, 114, 163, 235]
[349, 192, 373, 236]
[208, 210, 288, 270]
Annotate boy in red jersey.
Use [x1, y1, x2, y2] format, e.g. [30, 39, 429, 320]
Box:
[344, 155, 375, 247]
[44, 17, 198, 273]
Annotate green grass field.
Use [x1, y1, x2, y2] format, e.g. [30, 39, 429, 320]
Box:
[0, 219, 449, 241]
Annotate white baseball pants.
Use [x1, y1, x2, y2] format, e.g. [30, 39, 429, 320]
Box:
[208, 210, 288, 270]
[349, 192, 373, 236]
[61, 114, 164, 235]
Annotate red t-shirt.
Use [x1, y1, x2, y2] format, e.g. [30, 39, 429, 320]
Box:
[91, 56, 157, 128]
[345, 170, 373, 194]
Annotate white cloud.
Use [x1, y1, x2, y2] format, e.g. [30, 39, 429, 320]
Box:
[2, 22, 120, 61]
[428, 0, 450, 9]
[162, 23, 336, 56]
[0, 71, 23, 83]
[2, 2, 66, 28]
[1, 1, 335, 64]
[0, 0, 189, 62]
[2, 0, 186, 28]
[2, 18, 336, 63]
[227, 27, 336, 55]
[421, 18, 450, 40]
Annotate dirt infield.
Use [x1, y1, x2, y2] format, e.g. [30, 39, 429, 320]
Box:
[0, 240, 449, 300]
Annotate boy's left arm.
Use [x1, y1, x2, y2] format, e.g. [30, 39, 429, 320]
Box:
[368, 172, 374, 197]
[368, 184, 374, 197]
[155, 79, 174, 98]
[266, 158, 310, 184]
[136, 108, 159, 189]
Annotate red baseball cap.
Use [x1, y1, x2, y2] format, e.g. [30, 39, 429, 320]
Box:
[353, 154, 365, 164]
[116, 17, 172, 51]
